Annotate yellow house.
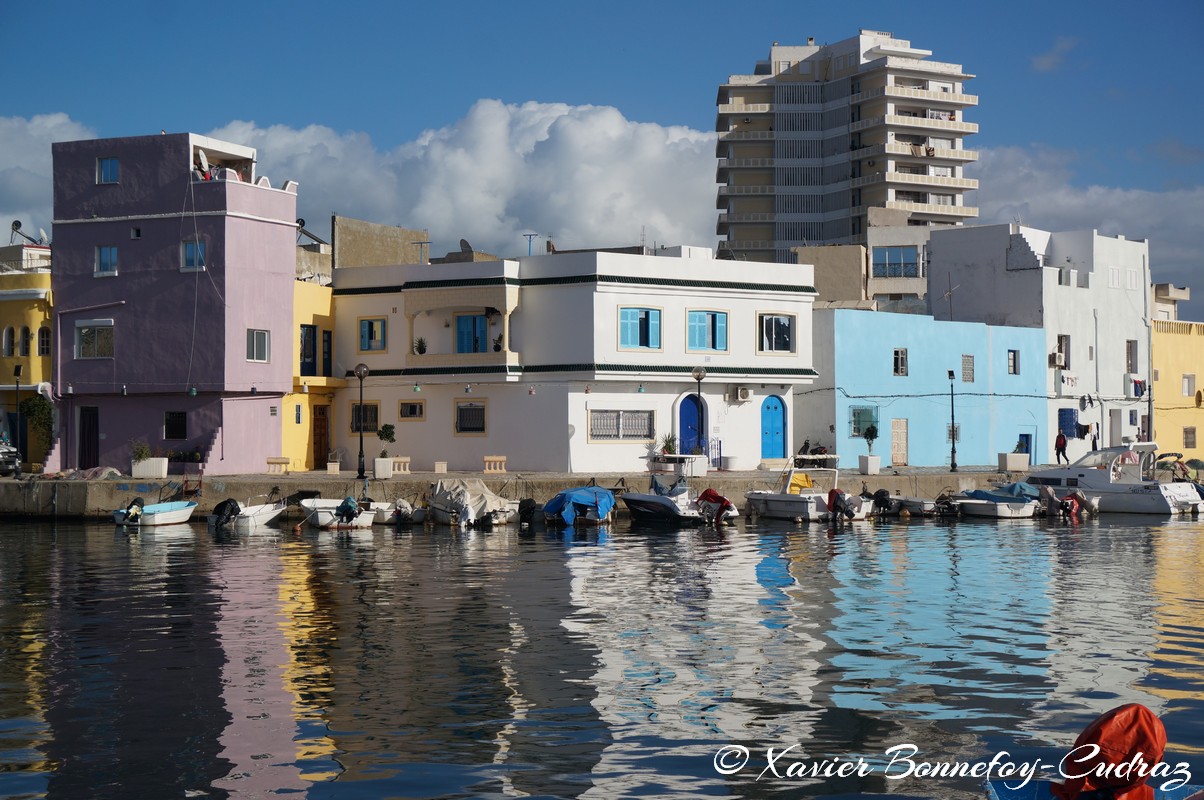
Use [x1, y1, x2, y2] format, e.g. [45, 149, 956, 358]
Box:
[1152, 318, 1204, 464]
[1, 243, 54, 469]
[282, 279, 345, 471]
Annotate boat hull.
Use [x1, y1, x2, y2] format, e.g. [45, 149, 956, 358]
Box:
[745, 491, 867, 522]
[113, 501, 198, 527]
[207, 501, 286, 531]
[955, 498, 1039, 518]
[299, 499, 376, 529]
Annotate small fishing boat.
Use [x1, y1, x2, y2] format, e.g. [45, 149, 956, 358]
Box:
[113, 498, 199, 527]
[298, 497, 375, 530]
[621, 476, 739, 526]
[207, 493, 287, 531]
[745, 468, 867, 522]
[428, 479, 519, 528]
[542, 485, 616, 527]
[953, 482, 1042, 518]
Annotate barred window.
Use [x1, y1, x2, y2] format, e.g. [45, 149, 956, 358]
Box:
[961, 354, 975, 382]
[589, 410, 654, 440]
[455, 401, 486, 434]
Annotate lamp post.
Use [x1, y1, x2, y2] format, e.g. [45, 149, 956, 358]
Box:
[691, 366, 706, 454]
[947, 368, 958, 473]
[353, 363, 369, 479]
[13, 364, 22, 479]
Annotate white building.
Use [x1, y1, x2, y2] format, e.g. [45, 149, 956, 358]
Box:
[330, 247, 817, 473]
[927, 224, 1153, 463]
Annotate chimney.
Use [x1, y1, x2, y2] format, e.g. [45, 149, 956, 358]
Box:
[807, 37, 815, 45]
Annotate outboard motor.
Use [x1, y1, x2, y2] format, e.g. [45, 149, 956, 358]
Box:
[872, 488, 893, 514]
[124, 497, 144, 524]
[335, 496, 359, 524]
[212, 498, 241, 528]
[827, 488, 854, 520]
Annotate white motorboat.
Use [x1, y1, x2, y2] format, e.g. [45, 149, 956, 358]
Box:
[953, 496, 1040, 518]
[113, 499, 199, 527]
[428, 479, 519, 528]
[207, 494, 287, 531]
[298, 497, 375, 529]
[621, 476, 739, 526]
[745, 468, 867, 522]
[1027, 442, 1204, 515]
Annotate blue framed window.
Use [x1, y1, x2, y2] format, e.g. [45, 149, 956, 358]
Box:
[758, 313, 794, 353]
[687, 311, 727, 351]
[300, 324, 317, 376]
[96, 246, 118, 275]
[359, 318, 386, 352]
[1058, 407, 1079, 440]
[456, 314, 488, 353]
[97, 157, 119, 184]
[872, 246, 920, 278]
[182, 240, 205, 271]
[620, 308, 661, 349]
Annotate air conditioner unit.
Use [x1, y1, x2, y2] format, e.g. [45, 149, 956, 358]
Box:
[737, 386, 754, 402]
[1049, 352, 1065, 368]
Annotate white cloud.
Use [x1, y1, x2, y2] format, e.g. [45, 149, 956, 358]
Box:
[0, 113, 93, 235]
[1031, 36, 1078, 73]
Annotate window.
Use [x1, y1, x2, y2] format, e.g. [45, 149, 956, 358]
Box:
[295, 405, 302, 425]
[300, 325, 317, 376]
[1058, 407, 1079, 440]
[351, 402, 379, 434]
[1127, 269, 1139, 290]
[182, 240, 205, 271]
[359, 318, 386, 352]
[1183, 374, 1196, 396]
[1186, 427, 1197, 449]
[758, 313, 795, 353]
[455, 400, 486, 434]
[76, 322, 114, 359]
[246, 329, 271, 362]
[893, 348, 908, 376]
[850, 405, 878, 437]
[37, 327, 50, 356]
[456, 314, 488, 353]
[687, 311, 728, 351]
[589, 409, 655, 440]
[961, 354, 974, 382]
[322, 330, 333, 377]
[619, 308, 661, 349]
[97, 157, 119, 184]
[1008, 349, 1019, 375]
[1109, 267, 1121, 288]
[96, 246, 118, 275]
[19, 327, 30, 357]
[1126, 340, 1138, 374]
[872, 246, 920, 278]
[1, 327, 11, 356]
[1056, 334, 1071, 370]
[400, 401, 425, 420]
[164, 411, 187, 440]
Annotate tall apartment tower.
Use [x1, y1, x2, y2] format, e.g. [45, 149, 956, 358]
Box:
[716, 29, 979, 262]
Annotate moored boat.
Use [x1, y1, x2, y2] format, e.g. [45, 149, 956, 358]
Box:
[953, 482, 1042, 519]
[207, 493, 287, 531]
[1027, 442, 1204, 514]
[745, 468, 867, 522]
[113, 498, 198, 527]
[621, 476, 739, 526]
[428, 479, 519, 528]
[298, 497, 375, 530]
[542, 485, 616, 527]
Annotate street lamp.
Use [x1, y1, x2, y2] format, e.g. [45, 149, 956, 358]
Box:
[691, 366, 707, 454]
[948, 368, 958, 473]
[353, 363, 369, 479]
[13, 364, 21, 479]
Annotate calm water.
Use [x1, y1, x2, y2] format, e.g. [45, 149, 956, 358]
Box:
[2, 514, 1203, 799]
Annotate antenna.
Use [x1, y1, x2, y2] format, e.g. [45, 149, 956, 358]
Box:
[10, 220, 39, 246]
[942, 273, 960, 322]
[296, 218, 328, 245]
[522, 232, 538, 256]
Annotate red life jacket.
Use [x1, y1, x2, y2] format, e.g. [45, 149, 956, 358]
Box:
[1051, 703, 1166, 800]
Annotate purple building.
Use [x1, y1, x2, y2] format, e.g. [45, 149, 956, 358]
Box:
[52, 134, 297, 475]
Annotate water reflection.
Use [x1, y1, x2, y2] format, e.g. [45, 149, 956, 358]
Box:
[0, 516, 1202, 798]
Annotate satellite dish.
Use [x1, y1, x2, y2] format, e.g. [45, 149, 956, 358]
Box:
[11, 220, 21, 232]
[196, 148, 209, 173]
[38, 228, 48, 245]
[296, 218, 306, 229]
[460, 238, 473, 253]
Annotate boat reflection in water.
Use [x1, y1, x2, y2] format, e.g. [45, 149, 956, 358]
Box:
[1, 515, 1203, 798]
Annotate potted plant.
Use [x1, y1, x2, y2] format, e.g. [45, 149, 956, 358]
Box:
[493, 333, 504, 352]
[130, 437, 168, 478]
[659, 433, 677, 455]
[858, 423, 880, 475]
[374, 423, 397, 479]
[413, 337, 427, 355]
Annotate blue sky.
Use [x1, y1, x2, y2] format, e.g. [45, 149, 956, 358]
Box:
[4, 0, 1203, 312]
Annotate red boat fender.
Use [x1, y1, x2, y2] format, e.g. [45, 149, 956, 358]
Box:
[1051, 703, 1167, 800]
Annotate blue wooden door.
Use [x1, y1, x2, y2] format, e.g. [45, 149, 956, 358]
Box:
[679, 395, 703, 454]
[760, 396, 786, 458]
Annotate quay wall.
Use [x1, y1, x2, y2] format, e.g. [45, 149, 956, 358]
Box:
[0, 469, 1024, 521]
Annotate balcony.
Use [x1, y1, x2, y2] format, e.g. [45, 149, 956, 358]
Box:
[852, 171, 978, 191]
[408, 349, 522, 372]
[885, 200, 978, 218]
[852, 85, 978, 107]
[717, 185, 775, 197]
[716, 212, 775, 235]
[886, 142, 979, 162]
[852, 114, 979, 136]
[717, 103, 772, 115]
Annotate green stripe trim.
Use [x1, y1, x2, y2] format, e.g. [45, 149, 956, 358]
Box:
[347, 364, 817, 378]
[332, 273, 815, 295]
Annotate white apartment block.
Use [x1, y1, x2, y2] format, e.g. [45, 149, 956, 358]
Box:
[330, 247, 817, 473]
[927, 224, 1153, 463]
[716, 29, 979, 262]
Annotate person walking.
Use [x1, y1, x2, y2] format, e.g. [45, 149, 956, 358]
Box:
[1055, 431, 1069, 464]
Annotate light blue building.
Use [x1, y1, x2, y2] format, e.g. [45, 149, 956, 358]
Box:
[797, 309, 1048, 469]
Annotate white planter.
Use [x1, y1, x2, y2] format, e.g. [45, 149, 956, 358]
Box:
[373, 457, 394, 480]
[131, 457, 168, 479]
[998, 452, 1030, 471]
[327, 461, 341, 475]
[858, 454, 881, 475]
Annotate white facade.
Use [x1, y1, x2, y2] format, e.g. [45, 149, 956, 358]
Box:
[331, 248, 817, 473]
[928, 224, 1152, 463]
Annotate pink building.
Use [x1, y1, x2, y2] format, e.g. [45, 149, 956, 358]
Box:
[52, 133, 298, 474]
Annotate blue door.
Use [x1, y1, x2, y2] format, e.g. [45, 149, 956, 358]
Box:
[761, 396, 786, 458]
[679, 395, 704, 454]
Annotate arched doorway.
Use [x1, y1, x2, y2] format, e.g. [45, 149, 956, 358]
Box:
[679, 394, 704, 454]
[760, 395, 786, 459]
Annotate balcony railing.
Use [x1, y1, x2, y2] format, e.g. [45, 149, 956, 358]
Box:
[717, 103, 772, 115]
[886, 200, 978, 217]
[852, 172, 978, 190]
[852, 115, 979, 135]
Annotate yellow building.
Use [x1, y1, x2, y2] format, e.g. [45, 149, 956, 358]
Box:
[1, 243, 54, 469]
[281, 278, 345, 471]
[1152, 318, 1204, 464]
